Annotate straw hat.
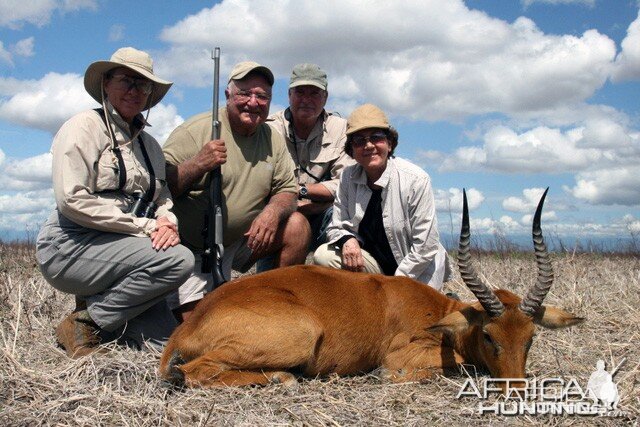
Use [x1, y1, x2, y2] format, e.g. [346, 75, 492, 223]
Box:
[84, 47, 172, 109]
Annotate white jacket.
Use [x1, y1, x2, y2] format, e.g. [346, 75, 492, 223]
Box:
[327, 157, 449, 289]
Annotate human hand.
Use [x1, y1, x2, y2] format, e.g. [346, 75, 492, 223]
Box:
[341, 237, 364, 272]
[195, 138, 227, 172]
[151, 216, 180, 250]
[244, 207, 279, 257]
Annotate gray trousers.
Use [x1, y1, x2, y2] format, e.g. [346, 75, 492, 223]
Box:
[36, 210, 195, 350]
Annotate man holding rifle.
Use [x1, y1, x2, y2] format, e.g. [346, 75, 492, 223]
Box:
[163, 61, 311, 322]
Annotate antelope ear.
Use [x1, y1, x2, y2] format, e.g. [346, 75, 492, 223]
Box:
[533, 305, 585, 329]
[427, 306, 485, 335]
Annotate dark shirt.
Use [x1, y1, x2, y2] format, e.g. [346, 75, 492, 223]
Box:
[358, 188, 398, 275]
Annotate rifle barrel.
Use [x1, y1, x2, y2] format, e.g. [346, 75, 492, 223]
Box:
[211, 47, 221, 140]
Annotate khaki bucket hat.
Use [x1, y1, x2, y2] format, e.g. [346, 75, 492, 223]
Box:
[346, 104, 390, 135]
[228, 61, 274, 85]
[84, 47, 172, 109]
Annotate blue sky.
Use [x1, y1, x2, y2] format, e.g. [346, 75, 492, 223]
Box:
[0, 0, 639, 248]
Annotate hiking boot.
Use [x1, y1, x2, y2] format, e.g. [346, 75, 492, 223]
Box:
[55, 310, 103, 359]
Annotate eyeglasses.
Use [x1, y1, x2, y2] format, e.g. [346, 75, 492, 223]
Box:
[233, 90, 271, 105]
[110, 74, 154, 95]
[350, 132, 388, 148]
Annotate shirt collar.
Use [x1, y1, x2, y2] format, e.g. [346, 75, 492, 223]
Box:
[105, 101, 149, 135]
[285, 108, 328, 142]
[351, 157, 394, 188]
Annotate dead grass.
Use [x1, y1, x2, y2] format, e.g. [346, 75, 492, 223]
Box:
[0, 243, 638, 426]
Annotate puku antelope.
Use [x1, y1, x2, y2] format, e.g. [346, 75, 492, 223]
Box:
[160, 188, 583, 388]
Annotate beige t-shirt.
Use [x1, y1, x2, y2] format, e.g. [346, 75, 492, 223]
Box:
[163, 107, 296, 250]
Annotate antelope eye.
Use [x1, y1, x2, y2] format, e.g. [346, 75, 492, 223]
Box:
[483, 332, 494, 346]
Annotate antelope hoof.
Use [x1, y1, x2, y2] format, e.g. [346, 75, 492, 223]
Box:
[270, 371, 298, 387]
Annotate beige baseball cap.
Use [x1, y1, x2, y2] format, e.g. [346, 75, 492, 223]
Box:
[289, 63, 327, 90]
[84, 47, 172, 108]
[346, 104, 390, 135]
[228, 61, 274, 85]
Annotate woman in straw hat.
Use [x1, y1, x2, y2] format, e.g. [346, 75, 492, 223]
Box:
[35, 47, 194, 358]
[313, 104, 450, 290]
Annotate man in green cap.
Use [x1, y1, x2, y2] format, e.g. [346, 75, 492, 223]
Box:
[163, 61, 311, 322]
[261, 64, 353, 271]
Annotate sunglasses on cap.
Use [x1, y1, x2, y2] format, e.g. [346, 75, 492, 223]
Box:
[350, 132, 388, 148]
[110, 74, 154, 95]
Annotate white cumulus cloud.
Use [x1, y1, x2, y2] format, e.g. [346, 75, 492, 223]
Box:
[13, 37, 35, 57]
[503, 187, 550, 213]
[0, 72, 95, 133]
[440, 114, 640, 176]
[0, 188, 54, 237]
[621, 214, 640, 233]
[146, 103, 184, 145]
[0, 41, 13, 65]
[521, 210, 557, 226]
[1, 37, 36, 66]
[612, 11, 640, 82]
[441, 125, 597, 173]
[109, 24, 125, 42]
[156, 0, 615, 121]
[0, 0, 97, 29]
[0, 73, 185, 139]
[0, 152, 52, 191]
[0, 188, 54, 214]
[470, 217, 509, 234]
[522, 0, 595, 7]
[435, 187, 484, 212]
[566, 167, 640, 206]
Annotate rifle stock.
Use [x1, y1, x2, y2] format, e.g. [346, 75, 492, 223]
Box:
[202, 47, 226, 287]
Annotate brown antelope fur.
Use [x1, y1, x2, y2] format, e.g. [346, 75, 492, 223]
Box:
[159, 188, 583, 388]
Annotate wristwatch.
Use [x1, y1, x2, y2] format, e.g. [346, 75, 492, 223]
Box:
[298, 184, 309, 200]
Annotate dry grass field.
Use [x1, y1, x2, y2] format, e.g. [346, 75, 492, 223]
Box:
[0, 242, 638, 426]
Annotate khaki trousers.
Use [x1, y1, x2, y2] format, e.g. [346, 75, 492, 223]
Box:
[312, 242, 383, 274]
[36, 210, 194, 351]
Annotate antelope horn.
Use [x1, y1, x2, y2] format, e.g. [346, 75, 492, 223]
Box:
[518, 187, 554, 317]
[458, 189, 505, 318]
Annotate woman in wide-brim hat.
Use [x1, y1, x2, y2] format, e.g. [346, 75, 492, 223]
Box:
[313, 104, 450, 290]
[84, 47, 171, 118]
[35, 47, 194, 358]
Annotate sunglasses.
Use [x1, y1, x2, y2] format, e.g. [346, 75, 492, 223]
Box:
[110, 74, 154, 95]
[351, 132, 388, 148]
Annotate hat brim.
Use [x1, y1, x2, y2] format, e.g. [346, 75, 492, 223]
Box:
[230, 65, 275, 86]
[84, 60, 172, 109]
[346, 124, 390, 136]
[289, 79, 326, 90]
